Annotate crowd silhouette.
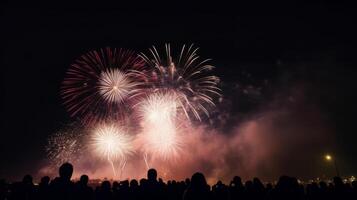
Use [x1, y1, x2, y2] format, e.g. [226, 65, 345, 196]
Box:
[0, 163, 356, 200]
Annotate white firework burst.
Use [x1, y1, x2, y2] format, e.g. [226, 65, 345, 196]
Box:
[98, 69, 140, 103]
[91, 123, 134, 161]
[135, 92, 183, 162]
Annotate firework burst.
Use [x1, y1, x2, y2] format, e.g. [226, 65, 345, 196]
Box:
[135, 92, 183, 165]
[138, 92, 178, 124]
[98, 68, 141, 103]
[61, 48, 146, 125]
[140, 44, 221, 121]
[91, 123, 134, 177]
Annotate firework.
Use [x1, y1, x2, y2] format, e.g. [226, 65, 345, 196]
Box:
[135, 92, 183, 165]
[61, 48, 146, 125]
[51, 44, 222, 178]
[138, 92, 178, 124]
[46, 129, 84, 167]
[98, 68, 140, 103]
[91, 123, 134, 176]
[140, 44, 221, 121]
[137, 126, 183, 164]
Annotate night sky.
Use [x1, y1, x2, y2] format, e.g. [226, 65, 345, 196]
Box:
[0, 2, 356, 180]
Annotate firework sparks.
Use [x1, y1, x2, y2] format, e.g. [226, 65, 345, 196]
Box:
[98, 68, 141, 104]
[140, 44, 221, 121]
[46, 129, 84, 167]
[138, 92, 178, 124]
[137, 126, 183, 163]
[91, 123, 134, 177]
[61, 48, 146, 125]
[135, 92, 183, 164]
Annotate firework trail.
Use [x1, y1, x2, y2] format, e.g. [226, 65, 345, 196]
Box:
[91, 123, 134, 177]
[61, 48, 147, 126]
[140, 44, 221, 121]
[46, 128, 84, 167]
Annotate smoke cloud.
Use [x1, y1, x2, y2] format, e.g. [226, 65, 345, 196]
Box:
[38, 82, 334, 183]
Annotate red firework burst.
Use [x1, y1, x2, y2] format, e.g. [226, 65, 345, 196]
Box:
[61, 47, 147, 126]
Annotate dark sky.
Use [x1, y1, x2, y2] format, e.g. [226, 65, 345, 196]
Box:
[0, 2, 356, 180]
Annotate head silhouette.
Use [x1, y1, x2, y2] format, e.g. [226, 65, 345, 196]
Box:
[40, 176, 50, 185]
[130, 179, 138, 188]
[232, 176, 242, 186]
[147, 168, 157, 181]
[22, 175, 33, 185]
[190, 172, 207, 189]
[352, 181, 357, 189]
[59, 162, 73, 181]
[112, 181, 120, 190]
[101, 181, 111, 191]
[333, 176, 343, 187]
[80, 175, 89, 185]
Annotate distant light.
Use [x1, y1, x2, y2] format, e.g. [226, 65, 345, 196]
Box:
[325, 154, 332, 161]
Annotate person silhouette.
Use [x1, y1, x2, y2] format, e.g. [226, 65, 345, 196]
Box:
[129, 179, 140, 200]
[39, 176, 50, 187]
[38, 176, 50, 200]
[119, 180, 130, 200]
[0, 179, 7, 200]
[183, 172, 211, 200]
[96, 181, 112, 200]
[112, 181, 120, 199]
[144, 168, 163, 200]
[13, 175, 35, 200]
[147, 168, 157, 182]
[352, 181, 357, 198]
[253, 177, 265, 200]
[229, 176, 244, 200]
[74, 175, 93, 200]
[212, 180, 229, 200]
[50, 162, 75, 200]
[60, 163, 73, 181]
